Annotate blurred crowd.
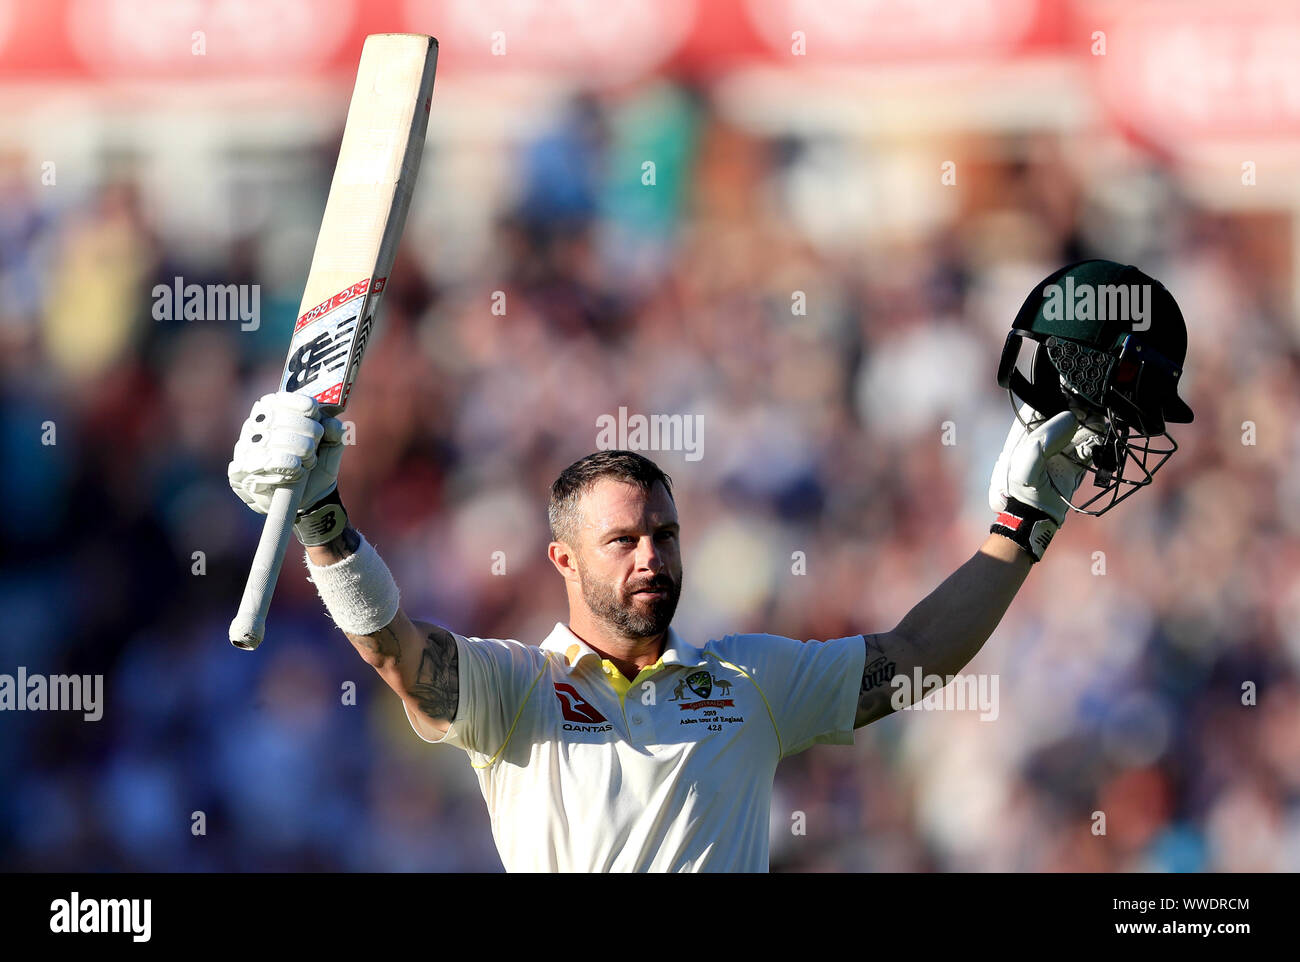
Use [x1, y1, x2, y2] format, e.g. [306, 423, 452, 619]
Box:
[3, 76, 1299, 872]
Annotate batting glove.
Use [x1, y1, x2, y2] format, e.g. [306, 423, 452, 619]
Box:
[228, 392, 348, 545]
[988, 404, 1102, 561]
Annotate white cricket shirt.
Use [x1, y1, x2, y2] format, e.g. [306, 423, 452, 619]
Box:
[405, 622, 866, 872]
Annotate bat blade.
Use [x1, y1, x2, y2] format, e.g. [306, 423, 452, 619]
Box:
[230, 33, 438, 651]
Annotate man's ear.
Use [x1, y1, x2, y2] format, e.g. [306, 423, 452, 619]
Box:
[548, 541, 581, 584]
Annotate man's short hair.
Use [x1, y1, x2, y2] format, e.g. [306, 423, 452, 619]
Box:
[548, 450, 674, 544]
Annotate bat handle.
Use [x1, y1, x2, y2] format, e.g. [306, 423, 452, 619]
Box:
[229, 478, 309, 650]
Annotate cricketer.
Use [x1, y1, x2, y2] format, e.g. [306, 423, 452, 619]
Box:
[227, 259, 1192, 872]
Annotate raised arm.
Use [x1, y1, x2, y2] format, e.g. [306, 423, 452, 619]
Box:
[854, 407, 1099, 728]
[855, 535, 1028, 726]
[229, 392, 458, 739]
[306, 527, 459, 738]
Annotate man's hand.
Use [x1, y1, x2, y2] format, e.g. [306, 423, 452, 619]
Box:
[228, 392, 346, 545]
[987, 405, 1101, 560]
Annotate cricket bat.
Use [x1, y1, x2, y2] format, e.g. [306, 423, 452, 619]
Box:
[230, 33, 438, 650]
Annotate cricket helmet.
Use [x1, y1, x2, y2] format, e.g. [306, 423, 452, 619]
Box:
[996, 259, 1193, 515]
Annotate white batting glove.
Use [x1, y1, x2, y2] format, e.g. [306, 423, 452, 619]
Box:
[228, 393, 346, 544]
[988, 405, 1102, 560]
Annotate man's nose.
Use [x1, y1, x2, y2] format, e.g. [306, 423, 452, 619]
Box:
[636, 537, 664, 572]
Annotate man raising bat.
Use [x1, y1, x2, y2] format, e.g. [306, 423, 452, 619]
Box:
[227, 259, 1193, 872]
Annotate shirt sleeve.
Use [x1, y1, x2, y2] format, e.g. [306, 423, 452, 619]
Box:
[403, 631, 549, 759]
[717, 633, 866, 758]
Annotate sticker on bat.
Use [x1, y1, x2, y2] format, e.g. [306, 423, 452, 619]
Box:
[280, 278, 387, 407]
[337, 300, 381, 408]
[295, 278, 384, 334]
[282, 308, 358, 395]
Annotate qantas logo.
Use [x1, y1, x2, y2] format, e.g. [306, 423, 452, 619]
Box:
[553, 683, 608, 724]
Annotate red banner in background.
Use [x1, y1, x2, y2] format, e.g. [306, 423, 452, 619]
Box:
[1089, 1, 1300, 144]
[0, 0, 1064, 83]
[0, 0, 698, 81]
[0, 0, 364, 78]
[3, 0, 1297, 149]
[736, 0, 1060, 63]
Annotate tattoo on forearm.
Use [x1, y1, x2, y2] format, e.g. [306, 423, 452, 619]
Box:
[329, 525, 362, 558]
[349, 623, 403, 663]
[411, 627, 459, 722]
[312, 524, 362, 565]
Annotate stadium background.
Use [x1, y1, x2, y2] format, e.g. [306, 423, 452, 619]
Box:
[3, 0, 1300, 871]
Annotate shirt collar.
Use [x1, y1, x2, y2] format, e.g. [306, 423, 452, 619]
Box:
[540, 623, 706, 674]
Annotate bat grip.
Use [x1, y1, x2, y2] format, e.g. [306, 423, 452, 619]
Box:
[229, 478, 309, 650]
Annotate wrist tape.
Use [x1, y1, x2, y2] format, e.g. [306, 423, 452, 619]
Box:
[304, 532, 400, 635]
[990, 497, 1059, 562]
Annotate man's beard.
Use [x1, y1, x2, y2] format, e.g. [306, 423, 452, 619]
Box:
[578, 563, 681, 639]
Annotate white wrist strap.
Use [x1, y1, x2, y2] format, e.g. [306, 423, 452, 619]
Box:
[304, 533, 400, 635]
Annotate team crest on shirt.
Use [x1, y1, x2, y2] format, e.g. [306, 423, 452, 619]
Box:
[671, 670, 744, 730]
[686, 671, 712, 699]
[670, 671, 734, 709]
